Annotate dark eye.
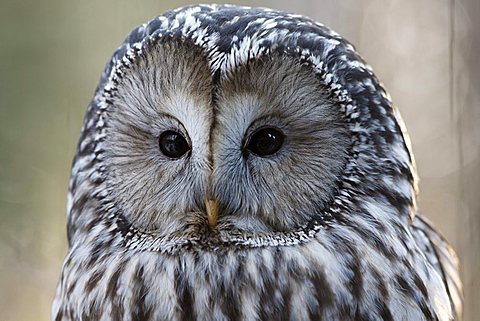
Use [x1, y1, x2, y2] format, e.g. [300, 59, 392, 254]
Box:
[158, 130, 190, 159]
[246, 127, 285, 157]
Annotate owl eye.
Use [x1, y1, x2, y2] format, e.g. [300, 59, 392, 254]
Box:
[246, 127, 285, 157]
[158, 130, 191, 158]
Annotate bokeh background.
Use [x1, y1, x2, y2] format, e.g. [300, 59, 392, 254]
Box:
[0, 0, 478, 320]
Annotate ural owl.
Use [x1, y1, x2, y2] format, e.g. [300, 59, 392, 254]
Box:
[53, 5, 462, 321]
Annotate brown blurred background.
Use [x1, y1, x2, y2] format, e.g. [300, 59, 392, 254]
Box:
[0, 1, 478, 320]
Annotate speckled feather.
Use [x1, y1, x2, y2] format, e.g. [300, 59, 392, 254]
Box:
[53, 4, 462, 321]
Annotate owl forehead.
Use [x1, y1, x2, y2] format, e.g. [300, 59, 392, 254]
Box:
[109, 37, 338, 155]
[103, 5, 351, 95]
[102, 5, 358, 130]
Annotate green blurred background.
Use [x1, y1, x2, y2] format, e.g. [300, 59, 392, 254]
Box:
[0, 1, 478, 320]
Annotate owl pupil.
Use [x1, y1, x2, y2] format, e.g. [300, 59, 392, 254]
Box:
[246, 127, 285, 157]
[158, 131, 190, 158]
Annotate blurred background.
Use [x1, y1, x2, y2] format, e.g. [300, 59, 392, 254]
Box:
[0, 0, 478, 320]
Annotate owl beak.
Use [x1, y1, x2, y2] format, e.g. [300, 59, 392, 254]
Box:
[205, 198, 220, 228]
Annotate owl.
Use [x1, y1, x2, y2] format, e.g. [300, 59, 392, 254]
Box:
[53, 4, 463, 321]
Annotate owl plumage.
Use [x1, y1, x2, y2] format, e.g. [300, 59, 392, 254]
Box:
[53, 5, 462, 321]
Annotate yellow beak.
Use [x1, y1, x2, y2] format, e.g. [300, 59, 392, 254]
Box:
[205, 198, 220, 228]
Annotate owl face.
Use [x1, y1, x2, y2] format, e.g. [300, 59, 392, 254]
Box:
[103, 39, 349, 236]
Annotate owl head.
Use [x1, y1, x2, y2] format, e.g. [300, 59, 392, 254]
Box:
[68, 5, 416, 249]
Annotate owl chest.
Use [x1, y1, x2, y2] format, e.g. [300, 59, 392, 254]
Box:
[54, 243, 447, 321]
